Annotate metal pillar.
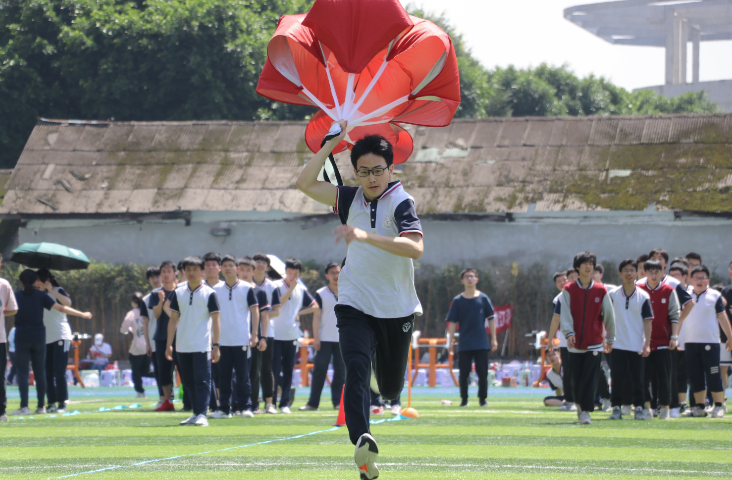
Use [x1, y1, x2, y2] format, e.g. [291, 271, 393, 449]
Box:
[691, 27, 700, 84]
[680, 19, 688, 84]
[665, 9, 677, 85]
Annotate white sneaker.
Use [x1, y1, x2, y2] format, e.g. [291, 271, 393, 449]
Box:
[390, 405, 402, 416]
[0, 414, 7, 422]
[136, 392, 147, 399]
[568, 403, 577, 412]
[579, 411, 592, 425]
[280, 406, 291, 414]
[639, 407, 652, 421]
[241, 410, 254, 418]
[621, 405, 631, 416]
[209, 410, 231, 419]
[233, 411, 241, 416]
[156, 399, 165, 409]
[659, 407, 670, 420]
[194, 414, 209, 426]
[179, 415, 196, 425]
[265, 403, 277, 414]
[558, 403, 569, 411]
[601, 399, 611, 412]
[609, 406, 622, 420]
[669, 408, 680, 418]
[57, 408, 67, 415]
[690, 406, 708, 417]
[710, 405, 724, 418]
[354, 433, 379, 480]
[370, 405, 384, 415]
[46, 405, 58, 413]
[34, 407, 46, 415]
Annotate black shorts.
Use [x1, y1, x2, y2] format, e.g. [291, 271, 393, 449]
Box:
[685, 343, 723, 393]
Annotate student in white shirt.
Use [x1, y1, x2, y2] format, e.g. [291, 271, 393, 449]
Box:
[0, 256, 18, 421]
[300, 262, 346, 411]
[203, 252, 224, 415]
[607, 260, 654, 420]
[680, 265, 732, 418]
[251, 253, 281, 414]
[121, 293, 151, 398]
[166, 256, 221, 427]
[211, 255, 260, 418]
[270, 258, 318, 414]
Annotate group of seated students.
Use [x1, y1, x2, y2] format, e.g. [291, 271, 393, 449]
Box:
[544, 249, 732, 424]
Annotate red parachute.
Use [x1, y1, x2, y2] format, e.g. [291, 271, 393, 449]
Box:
[256, 0, 461, 166]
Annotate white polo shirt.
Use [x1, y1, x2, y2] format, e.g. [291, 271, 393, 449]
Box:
[608, 285, 654, 352]
[43, 287, 73, 344]
[552, 292, 567, 348]
[169, 282, 220, 353]
[143, 292, 157, 353]
[272, 279, 315, 341]
[213, 280, 258, 347]
[254, 277, 281, 339]
[682, 288, 725, 344]
[314, 286, 339, 343]
[334, 181, 423, 319]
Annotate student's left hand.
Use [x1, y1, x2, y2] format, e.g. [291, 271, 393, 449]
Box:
[726, 338, 732, 352]
[212, 346, 220, 363]
[82, 312, 93, 320]
[250, 335, 259, 348]
[258, 337, 267, 352]
[333, 225, 368, 245]
[491, 339, 498, 353]
[44, 280, 53, 292]
[604, 343, 613, 354]
[641, 344, 650, 357]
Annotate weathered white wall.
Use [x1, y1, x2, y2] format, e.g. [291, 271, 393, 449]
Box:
[19, 210, 732, 276]
[635, 80, 732, 112]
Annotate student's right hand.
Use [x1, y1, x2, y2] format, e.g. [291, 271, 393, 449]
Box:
[566, 335, 575, 349]
[330, 120, 348, 143]
[313, 339, 321, 351]
[165, 344, 173, 361]
[82, 312, 93, 320]
[258, 338, 267, 352]
[146, 344, 152, 357]
[158, 290, 165, 301]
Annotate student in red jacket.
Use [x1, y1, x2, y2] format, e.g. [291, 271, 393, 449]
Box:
[560, 251, 615, 425]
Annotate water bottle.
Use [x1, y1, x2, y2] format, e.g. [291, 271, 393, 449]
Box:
[113, 360, 119, 370]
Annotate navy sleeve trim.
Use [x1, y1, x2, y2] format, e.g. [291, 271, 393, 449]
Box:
[208, 292, 220, 314]
[247, 288, 258, 308]
[715, 296, 726, 315]
[168, 293, 180, 313]
[302, 289, 315, 310]
[271, 288, 281, 307]
[139, 301, 149, 319]
[676, 285, 693, 306]
[553, 300, 561, 316]
[394, 198, 422, 236]
[641, 298, 654, 320]
[335, 186, 359, 225]
[314, 292, 323, 310]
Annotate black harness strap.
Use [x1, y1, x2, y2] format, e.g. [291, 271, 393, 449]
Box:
[321, 133, 343, 188]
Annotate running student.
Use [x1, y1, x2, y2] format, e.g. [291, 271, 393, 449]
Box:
[446, 268, 497, 408]
[36, 269, 73, 413]
[142, 266, 166, 408]
[203, 252, 223, 415]
[270, 258, 318, 414]
[166, 256, 221, 427]
[149, 261, 180, 412]
[560, 251, 615, 425]
[211, 255, 260, 418]
[680, 265, 732, 418]
[607, 260, 654, 421]
[121, 293, 151, 399]
[547, 270, 576, 411]
[300, 262, 346, 412]
[0, 255, 18, 422]
[296, 120, 424, 479]
[638, 259, 680, 419]
[12, 270, 91, 416]
[237, 256, 271, 414]
[251, 253, 281, 414]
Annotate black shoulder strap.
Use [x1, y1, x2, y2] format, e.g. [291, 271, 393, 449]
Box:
[320, 133, 343, 187]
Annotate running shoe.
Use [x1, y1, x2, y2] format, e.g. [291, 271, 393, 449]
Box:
[34, 407, 46, 415]
[669, 407, 680, 418]
[46, 405, 58, 414]
[459, 401, 468, 408]
[659, 407, 670, 420]
[280, 406, 291, 414]
[299, 405, 318, 411]
[355, 433, 379, 479]
[390, 405, 401, 416]
[640, 407, 652, 420]
[209, 410, 231, 419]
[57, 408, 67, 415]
[179, 415, 196, 425]
[193, 414, 209, 426]
[155, 399, 165, 409]
[136, 392, 147, 399]
[609, 406, 622, 420]
[370, 405, 384, 415]
[620, 405, 631, 416]
[601, 399, 611, 412]
[568, 403, 578, 412]
[579, 411, 592, 425]
[710, 405, 724, 418]
[479, 401, 488, 407]
[241, 410, 254, 418]
[0, 414, 7, 422]
[155, 400, 175, 412]
[558, 403, 569, 411]
[689, 406, 708, 417]
[265, 403, 277, 414]
[678, 403, 687, 415]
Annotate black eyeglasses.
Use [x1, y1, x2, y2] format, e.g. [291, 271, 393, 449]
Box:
[356, 167, 388, 177]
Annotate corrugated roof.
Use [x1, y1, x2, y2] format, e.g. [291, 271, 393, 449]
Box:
[2, 115, 732, 217]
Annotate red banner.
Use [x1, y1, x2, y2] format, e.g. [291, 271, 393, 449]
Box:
[486, 304, 512, 334]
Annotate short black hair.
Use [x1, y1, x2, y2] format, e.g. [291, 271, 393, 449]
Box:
[324, 262, 340, 274]
[160, 260, 177, 272]
[671, 257, 689, 268]
[202, 252, 222, 265]
[181, 256, 205, 269]
[351, 135, 394, 169]
[177, 261, 184, 272]
[711, 283, 725, 292]
[566, 268, 578, 277]
[146, 266, 161, 279]
[648, 248, 669, 264]
[132, 292, 143, 306]
[618, 259, 637, 273]
[593, 264, 604, 275]
[460, 268, 478, 279]
[237, 256, 255, 269]
[669, 262, 688, 276]
[685, 252, 702, 263]
[221, 254, 237, 266]
[690, 265, 710, 278]
[252, 253, 271, 267]
[643, 259, 663, 272]
[636, 254, 649, 264]
[285, 258, 302, 271]
[552, 270, 567, 282]
[573, 251, 596, 271]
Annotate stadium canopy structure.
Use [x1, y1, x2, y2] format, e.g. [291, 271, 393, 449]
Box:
[564, 0, 732, 85]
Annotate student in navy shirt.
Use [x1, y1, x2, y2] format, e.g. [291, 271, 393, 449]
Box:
[148, 260, 179, 412]
[11, 270, 92, 416]
[446, 268, 497, 407]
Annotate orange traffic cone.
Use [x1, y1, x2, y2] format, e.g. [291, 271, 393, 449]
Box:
[334, 385, 346, 426]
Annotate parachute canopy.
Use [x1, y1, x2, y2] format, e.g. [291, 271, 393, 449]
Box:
[256, 0, 461, 165]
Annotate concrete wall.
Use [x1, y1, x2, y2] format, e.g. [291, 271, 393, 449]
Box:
[19, 210, 732, 277]
[635, 80, 732, 112]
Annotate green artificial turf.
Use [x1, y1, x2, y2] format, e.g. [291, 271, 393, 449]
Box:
[1, 387, 730, 479]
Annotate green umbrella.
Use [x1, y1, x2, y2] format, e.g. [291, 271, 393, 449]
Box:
[10, 242, 90, 271]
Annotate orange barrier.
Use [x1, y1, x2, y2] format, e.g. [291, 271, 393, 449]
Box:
[409, 338, 458, 387]
[66, 339, 85, 388]
[533, 337, 560, 387]
[297, 338, 315, 387]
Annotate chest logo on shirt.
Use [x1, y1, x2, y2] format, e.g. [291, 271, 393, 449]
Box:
[595, 297, 600, 303]
[402, 322, 411, 333]
[662, 298, 666, 304]
[384, 216, 393, 229]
